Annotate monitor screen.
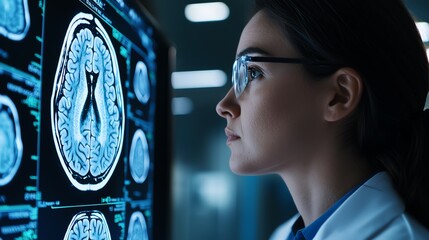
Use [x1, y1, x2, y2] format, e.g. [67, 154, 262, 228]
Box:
[0, 0, 172, 239]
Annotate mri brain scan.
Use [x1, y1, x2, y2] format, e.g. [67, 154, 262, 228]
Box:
[127, 211, 148, 240]
[64, 210, 111, 240]
[129, 129, 150, 184]
[0, 95, 23, 186]
[0, 0, 30, 41]
[133, 61, 150, 104]
[51, 13, 125, 191]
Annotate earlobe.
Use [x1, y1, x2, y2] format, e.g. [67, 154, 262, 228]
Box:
[324, 68, 363, 122]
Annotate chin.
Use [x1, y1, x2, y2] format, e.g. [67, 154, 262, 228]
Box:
[229, 156, 265, 176]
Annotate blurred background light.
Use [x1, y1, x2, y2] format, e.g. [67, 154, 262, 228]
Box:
[194, 172, 234, 209]
[416, 21, 429, 42]
[172, 70, 227, 89]
[185, 2, 230, 22]
[172, 97, 194, 115]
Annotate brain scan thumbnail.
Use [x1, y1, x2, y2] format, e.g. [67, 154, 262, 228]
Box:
[63, 210, 111, 240]
[0, 95, 23, 186]
[129, 129, 150, 184]
[0, 0, 30, 41]
[51, 12, 125, 191]
[133, 61, 150, 104]
[127, 211, 148, 240]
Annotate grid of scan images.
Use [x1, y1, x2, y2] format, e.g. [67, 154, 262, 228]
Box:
[0, 0, 159, 239]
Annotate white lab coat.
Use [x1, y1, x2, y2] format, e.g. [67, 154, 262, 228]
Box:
[270, 172, 429, 240]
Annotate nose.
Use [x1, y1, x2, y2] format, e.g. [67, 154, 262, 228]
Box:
[216, 88, 240, 119]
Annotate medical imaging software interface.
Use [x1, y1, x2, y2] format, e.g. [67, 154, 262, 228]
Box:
[0, 0, 162, 239]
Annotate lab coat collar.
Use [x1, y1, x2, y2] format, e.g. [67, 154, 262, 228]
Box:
[313, 172, 404, 239]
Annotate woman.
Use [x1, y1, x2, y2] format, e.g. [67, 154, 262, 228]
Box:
[216, 0, 429, 239]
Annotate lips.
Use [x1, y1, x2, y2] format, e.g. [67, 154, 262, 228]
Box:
[225, 128, 240, 143]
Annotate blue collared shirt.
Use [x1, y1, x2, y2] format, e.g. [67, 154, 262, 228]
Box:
[287, 184, 362, 240]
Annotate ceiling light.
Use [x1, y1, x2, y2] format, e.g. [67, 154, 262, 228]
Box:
[184, 2, 230, 23]
[416, 22, 429, 42]
[172, 70, 227, 89]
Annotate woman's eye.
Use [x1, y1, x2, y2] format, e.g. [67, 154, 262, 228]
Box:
[248, 67, 263, 81]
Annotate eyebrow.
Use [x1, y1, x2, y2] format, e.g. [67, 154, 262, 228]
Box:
[236, 47, 271, 58]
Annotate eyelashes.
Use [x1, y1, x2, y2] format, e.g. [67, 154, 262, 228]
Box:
[247, 65, 264, 81]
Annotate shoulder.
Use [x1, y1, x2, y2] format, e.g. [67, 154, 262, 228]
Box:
[269, 173, 429, 239]
[269, 214, 298, 240]
[371, 213, 429, 240]
[314, 172, 429, 239]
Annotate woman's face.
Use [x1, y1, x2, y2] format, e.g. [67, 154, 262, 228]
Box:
[216, 10, 329, 175]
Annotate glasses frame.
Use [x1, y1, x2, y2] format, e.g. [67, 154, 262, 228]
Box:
[232, 55, 330, 98]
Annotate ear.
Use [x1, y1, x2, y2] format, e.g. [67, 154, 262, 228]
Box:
[324, 68, 363, 122]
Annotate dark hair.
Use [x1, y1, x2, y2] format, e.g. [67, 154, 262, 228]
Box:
[255, 0, 429, 227]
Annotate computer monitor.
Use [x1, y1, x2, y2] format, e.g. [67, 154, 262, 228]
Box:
[0, 0, 172, 239]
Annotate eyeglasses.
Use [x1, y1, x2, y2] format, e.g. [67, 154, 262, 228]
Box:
[232, 55, 330, 98]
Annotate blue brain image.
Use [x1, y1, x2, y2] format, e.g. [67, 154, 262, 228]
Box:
[133, 61, 150, 104]
[0, 0, 30, 41]
[127, 211, 148, 240]
[64, 210, 111, 240]
[0, 95, 22, 186]
[51, 12, 125, 191]
[129, 129, 150, 184]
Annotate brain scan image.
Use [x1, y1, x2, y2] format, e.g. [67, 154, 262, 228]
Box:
[0, 95, 23, 186]
[127, 211, 148, 240]
[63, 210, 111, 240]
[133, 61, 150, 104]
[51, 12, 125, 191]
[0, 0, 30, 41]
[129, 129, 150, 184]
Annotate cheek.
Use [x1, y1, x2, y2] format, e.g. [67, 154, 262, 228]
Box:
[228, 106, 274, 174]
[232, 98, 292, 173]
[252, 100, 294, 156]
[233, 80, 323, 174]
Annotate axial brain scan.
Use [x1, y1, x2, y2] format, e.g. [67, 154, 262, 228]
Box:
[127, 211, 148, 240]
[50, 12, 125, 191]
[63, 210, 111, 240]
[133, 61, 150, 104]
[0, 0, 30, 41]
[129, 129, 150, 184]
[0, 95, 23, 186]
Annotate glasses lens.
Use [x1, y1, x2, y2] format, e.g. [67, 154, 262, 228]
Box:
[232, 60, 239, 96]
[232, 57, 247, 98]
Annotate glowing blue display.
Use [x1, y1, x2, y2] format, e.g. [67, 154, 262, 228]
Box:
[51, 12, 125, 191]
[64, 210, 111, 240]
[133, 61, 150, 104]
[127, 211, 148, 240]
[0, 0, 30, 41]
[0, 95, 22, 186]
[129, 129, 149, 184]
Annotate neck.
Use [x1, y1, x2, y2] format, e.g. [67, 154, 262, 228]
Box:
[278, 146, 374, 226]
